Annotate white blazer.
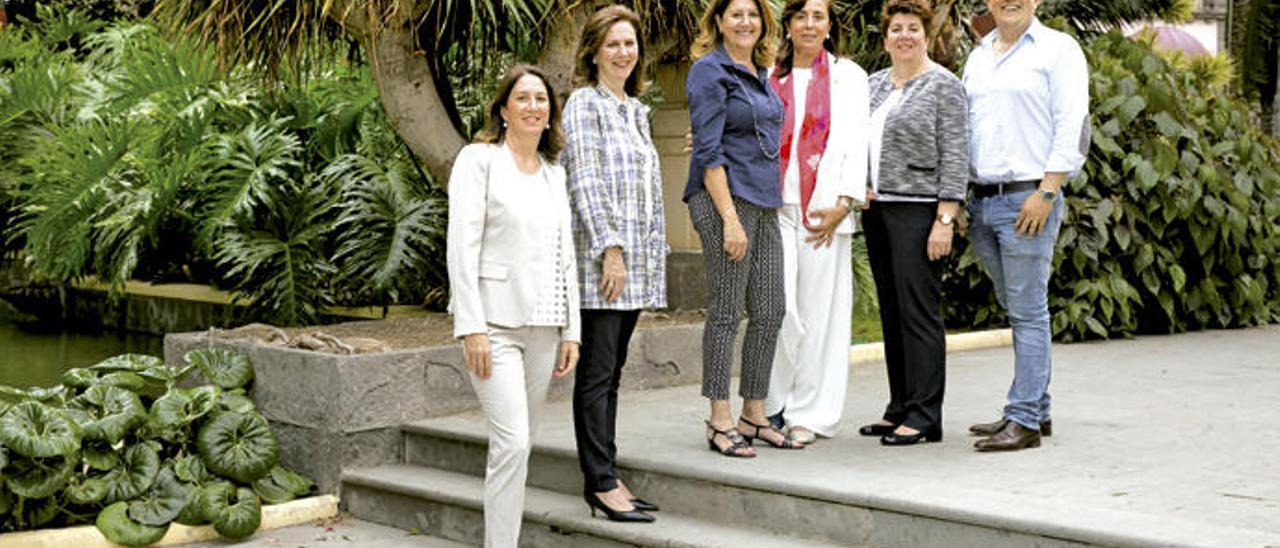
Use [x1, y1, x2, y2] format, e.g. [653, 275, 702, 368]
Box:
[774, 56, 870, 234]
[446, 143, 581, 342]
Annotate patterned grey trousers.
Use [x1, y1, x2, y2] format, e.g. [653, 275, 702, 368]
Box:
[688, 191, 785, 400]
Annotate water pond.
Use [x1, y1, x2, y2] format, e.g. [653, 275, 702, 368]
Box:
[0, 319, 162, 389]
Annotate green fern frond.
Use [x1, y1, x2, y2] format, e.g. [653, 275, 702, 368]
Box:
[201, 118, 304, 247]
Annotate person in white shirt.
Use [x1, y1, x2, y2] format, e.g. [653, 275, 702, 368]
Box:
[762, 0, 870, 445]
[962, 0, 1090, 452]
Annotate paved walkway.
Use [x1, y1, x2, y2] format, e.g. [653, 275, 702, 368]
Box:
[427, 324, 1280, 546]
[200, 325, 1280, 546]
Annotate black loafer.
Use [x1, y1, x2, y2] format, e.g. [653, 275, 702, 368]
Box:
[858, 423, 896, 437]
[880, 429, 942, 446]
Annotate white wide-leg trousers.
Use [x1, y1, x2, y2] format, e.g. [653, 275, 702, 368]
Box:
[468, 325, 560, 548]
[766, 205, 854, 436]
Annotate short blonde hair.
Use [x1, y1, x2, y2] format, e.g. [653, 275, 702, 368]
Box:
[690, 0, 778, 68]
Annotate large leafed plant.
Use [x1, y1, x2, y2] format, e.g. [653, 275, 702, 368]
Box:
[0, 349, 313, 545]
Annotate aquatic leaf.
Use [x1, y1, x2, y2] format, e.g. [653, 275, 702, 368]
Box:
[186, 349, 254, 389]
[61, 368, 100, 389]
[90, 354, 162, 372]
[0, 401, 82, 457]
[97, 501, 170, 546]
[67, 476, 109, 504]
[139, 364, 196, 385]
[252, 475, 294, 504]
[72, 384, 146, 444]
[6, 455, 75, 498]
[84, 443, 120, 470]
[150, 386, 219, 429]
[269, 465, 313, 496]
[197, 412, 278, 483]
[129, 467, 194, 526]
[218, 390, 256, 414]
[174, 454, 214, 484]
[99, 371, 147, 391]
[21, 496, 60, 528]
[175, 482, 212, 525]
[206, 485, 262, 540]
[103, 443, 160, 503]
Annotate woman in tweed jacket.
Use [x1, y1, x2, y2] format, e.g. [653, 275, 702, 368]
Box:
[560, 5, 665, 522]
[857, 0, 968, 446]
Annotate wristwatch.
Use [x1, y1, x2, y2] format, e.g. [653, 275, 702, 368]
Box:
[1038, 187, 1057, 201]
[936, 213, 955, 226]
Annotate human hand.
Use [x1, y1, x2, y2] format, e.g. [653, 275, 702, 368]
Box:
[683, 128, 693, 155]
[463, 333, 492, 380]
[1015, 192, 1053, 239]
[553, 341, 579, 378]
[600, 248, 626, 303]
[862, 190, 878, 209]
[926, 221, 954, 261]
[723, 215, 748, 262]
[803, 206, 847, 249]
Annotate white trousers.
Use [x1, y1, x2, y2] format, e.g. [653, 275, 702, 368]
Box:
[766, 205, 854, 436]
[468, 325, 560, 548]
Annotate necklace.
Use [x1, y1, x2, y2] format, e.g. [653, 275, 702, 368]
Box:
[726, 69, 781, 160]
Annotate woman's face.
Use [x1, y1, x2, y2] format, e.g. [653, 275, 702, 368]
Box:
[787, 0, 831, 59]
[594, 21, 639, 91]
[716, 0, 763, 55]
[884, 12, 927, 66]
[500, 74, 551, 139]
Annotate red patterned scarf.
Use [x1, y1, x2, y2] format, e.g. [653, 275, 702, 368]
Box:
[770, 50, 832, 227]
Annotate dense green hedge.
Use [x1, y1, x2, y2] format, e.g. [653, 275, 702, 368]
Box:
[942, 31, 1280, 341]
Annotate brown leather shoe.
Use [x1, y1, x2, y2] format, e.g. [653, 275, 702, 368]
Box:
[968, 417, 1052, 437]
[973, 421, 1041, 452]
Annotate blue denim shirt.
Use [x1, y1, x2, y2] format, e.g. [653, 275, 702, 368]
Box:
[684, 45, 784, 209]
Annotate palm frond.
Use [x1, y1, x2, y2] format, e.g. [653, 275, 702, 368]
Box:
[1039, 0, 1195, 31]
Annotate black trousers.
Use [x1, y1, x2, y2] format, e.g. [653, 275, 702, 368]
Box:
[862, 201, 946, 433]
[573, 309, 641, 493]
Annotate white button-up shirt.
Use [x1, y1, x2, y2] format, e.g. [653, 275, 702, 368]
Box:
[963, 18, 1090, 183]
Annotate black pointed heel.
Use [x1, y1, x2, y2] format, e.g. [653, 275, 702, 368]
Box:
[858, 422, 897, 437]
[630, 497, 659, 512]
[585, 494, 655, 523]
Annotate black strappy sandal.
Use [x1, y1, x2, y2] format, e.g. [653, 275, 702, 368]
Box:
[738, 417, 806, 449]
[705, 421, 755, 458]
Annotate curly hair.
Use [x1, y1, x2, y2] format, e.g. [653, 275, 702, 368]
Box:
[880, 0, 934, 40]
[690, 0, 778, 68]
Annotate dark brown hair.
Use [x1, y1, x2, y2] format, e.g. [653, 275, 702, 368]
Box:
[474, 64, 566, 160]
[690, 0, 778, 68]
[880, 0, 933, 40]
[775, 0, 844, 79]
[573, 5, 649, 95]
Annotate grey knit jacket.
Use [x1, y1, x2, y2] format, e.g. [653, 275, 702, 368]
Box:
[867, 63, 969, 202]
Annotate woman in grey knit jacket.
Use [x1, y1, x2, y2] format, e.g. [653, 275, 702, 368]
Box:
[857, 0, 968, 446]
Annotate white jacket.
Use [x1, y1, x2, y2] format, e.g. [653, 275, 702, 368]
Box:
[446, 143, 581, 342]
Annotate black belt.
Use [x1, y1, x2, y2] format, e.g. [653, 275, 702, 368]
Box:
[971, 180, 1039, 198]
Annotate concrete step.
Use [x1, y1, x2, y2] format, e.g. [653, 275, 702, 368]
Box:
[341, 465, 845, 548]
[401, 422, 879, 546]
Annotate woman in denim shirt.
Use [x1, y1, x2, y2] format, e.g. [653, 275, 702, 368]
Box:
[686, 0, 802, 457]
[561, 5, 664, 523]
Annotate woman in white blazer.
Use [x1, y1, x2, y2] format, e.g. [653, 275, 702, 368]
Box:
[446, 64, 581, 548]
[764, 0, 870, 444]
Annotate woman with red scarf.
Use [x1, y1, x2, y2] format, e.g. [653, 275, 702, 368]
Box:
[763, 0, 870, 445]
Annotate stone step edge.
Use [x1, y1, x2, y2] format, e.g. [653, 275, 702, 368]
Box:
[341, 464, 840, 547]
[399, 422, 1280, 548]
[850, 328, 1012, 365]
[0, 494, 339, 548]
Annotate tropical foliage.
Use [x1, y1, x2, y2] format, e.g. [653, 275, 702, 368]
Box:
[942, 30, 1280, 341]
[0, 6, 447, 326]
[0, 349, 314, 543]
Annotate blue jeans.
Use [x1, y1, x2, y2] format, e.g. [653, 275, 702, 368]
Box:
[967, 189, 1063, 430]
